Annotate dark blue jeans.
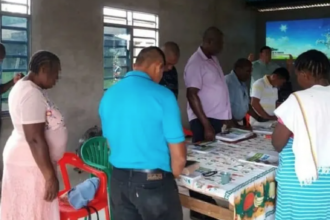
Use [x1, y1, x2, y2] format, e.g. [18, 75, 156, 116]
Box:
[110, 167, 183, 220]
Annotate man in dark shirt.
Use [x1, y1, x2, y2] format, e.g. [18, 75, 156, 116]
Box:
[159, 41, 180, 99]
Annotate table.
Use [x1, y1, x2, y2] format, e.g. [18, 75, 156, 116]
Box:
[178, 136, 277, 220]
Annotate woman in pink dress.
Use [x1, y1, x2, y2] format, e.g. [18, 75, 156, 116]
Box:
[1, 51, 68, 220]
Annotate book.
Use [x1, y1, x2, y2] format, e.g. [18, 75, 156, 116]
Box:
[187, 141, 217, 154]
[179, 171, 203, 186]
[240, 152, 278, 167]
[252, 126, 273, 135]
[215, 128, 254, 142]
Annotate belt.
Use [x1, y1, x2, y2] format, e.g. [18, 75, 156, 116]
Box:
[114, 167, 165, 174]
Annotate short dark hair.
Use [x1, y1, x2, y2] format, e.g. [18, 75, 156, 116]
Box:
[234, 58, 252, 69]
[273, 67, 290, 81]
[260, 46, 271, 53]
[202, 26, 223, 42]
[163, 41, 180, 56]
[0, 43, 6, 56]
[29, 51, 61, 74]
[135, 46, 166, 66]
[295, 49, 330, 80]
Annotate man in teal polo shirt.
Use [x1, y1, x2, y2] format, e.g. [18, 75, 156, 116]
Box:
[248, 46, 293, 87]
[99, 46, 186, 220]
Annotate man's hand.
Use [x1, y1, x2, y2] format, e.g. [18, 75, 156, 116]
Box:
[223, 120, 235, 129]
[204, 124, 215, 141]
[248, 53, 255, 62]
[13, 73, 24, 84]
[269, 115, 277, 121]
[286, 54, 293, 67]
[256, 116, 269, 123]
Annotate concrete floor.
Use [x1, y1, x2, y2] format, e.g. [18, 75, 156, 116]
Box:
[63, 167, 191, 220]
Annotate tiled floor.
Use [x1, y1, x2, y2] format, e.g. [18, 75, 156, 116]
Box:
[62, 168, 191, 220]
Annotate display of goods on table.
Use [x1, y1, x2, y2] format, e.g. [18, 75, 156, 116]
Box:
[240, 152, 278, 167]
[180, 137, 278, 220]
[187, 141, 218, 154]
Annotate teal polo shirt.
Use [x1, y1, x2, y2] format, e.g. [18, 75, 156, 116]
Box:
[251, 60, 280, 86]
[99, 70, 185, 172]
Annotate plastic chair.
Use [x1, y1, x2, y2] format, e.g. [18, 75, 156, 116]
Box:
[80, 137, 113, 219]
[58, 152, 110, 220]
[245, 114, 251, 128]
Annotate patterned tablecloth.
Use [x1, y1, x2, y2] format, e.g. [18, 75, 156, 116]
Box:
[178, 136, 277, 220]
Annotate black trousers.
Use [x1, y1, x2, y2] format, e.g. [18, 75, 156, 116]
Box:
[110, 167, 183, 220]
[189, 118, 223, 220]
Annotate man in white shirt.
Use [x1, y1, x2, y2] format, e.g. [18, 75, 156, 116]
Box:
[250, 67, 290, 127]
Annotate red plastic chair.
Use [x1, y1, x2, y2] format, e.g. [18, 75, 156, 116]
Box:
[245, 114, 251, 128]
[183, 127, 193, 137]
[58, 152, 110, 220]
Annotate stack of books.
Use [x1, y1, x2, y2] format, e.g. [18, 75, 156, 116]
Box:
[215, 128, 254, 142]
[252, 126, 273, 135]
[187, 141, 217, 154]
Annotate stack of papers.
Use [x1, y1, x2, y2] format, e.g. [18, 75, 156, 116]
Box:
[252, 126, 273, 135]
[215, 128, 254, 142]
[187, 141, 217, 154]
[240, 152, 278, 167]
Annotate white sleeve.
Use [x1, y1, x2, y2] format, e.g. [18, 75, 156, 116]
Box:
[20, 89, 47, 124]
[251, 80, 263, 99]
[274, 94, 300, 131]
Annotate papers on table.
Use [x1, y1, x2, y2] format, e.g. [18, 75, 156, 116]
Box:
[187, 141, 218, 154]
[252, 126, 273, 135]
[182, 160, 200, 175]
[239, 151, 278, 167]
[215, 128, 254, 142]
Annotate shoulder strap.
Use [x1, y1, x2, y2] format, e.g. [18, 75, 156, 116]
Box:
[84, 206, 91, 220]
[292, 93, 318, 166]
[88, 206, 99, 220]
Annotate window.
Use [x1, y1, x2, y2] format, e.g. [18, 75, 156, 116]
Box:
[103, 7, 159, 90]
[1, 0, 30, 114]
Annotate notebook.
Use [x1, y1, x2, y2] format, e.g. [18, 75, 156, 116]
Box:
[239, 152, 278, 167]
[187, 141, 217, 154]
[252, 126, 273, 135]
[215, 128, 254, 142]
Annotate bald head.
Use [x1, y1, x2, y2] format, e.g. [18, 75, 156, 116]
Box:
[134, 46, 166, 83]
[163, 42, 180, 57]
[162, 41, 180, 71]
[202, 26, 224, 55]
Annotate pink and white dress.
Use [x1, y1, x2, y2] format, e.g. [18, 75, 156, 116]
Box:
[1, 78, 68, 220]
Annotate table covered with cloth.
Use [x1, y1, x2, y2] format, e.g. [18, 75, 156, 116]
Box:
[178, 136, 278, 220]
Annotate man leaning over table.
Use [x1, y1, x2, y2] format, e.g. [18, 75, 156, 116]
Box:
[99, 46, 186, 220]
[225, 58, 268, 127]
[184, 26, 231, 220]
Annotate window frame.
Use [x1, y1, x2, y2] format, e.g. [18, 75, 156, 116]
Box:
[0, 0, 31, 116]
[103, 7, 159, 90]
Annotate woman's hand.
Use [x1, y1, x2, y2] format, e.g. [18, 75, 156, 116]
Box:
[44, 175, 59, 202]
